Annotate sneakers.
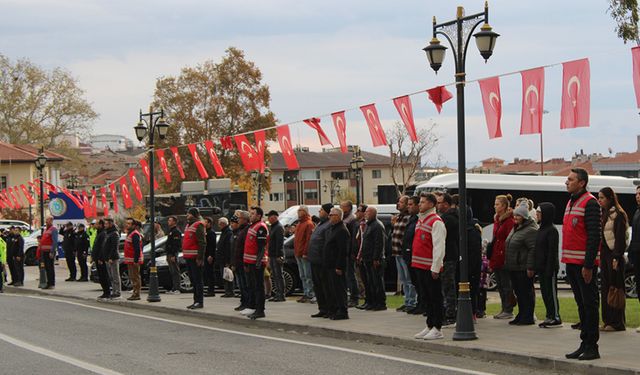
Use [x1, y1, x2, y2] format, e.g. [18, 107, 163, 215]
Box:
[240, 308, 256, 316]
[296, 296, 309, 303]
[414, 326, 432, 339]
[493, 311, 514, 319]
[309, 297, 317, 304]
[442, 319, 456, 328]
[636, 326, 640, 333]
[424, 328, 444, 340]
[539, 319, 563, 328]
[166, 290, 181, 295]
[127, 295, 141, 301]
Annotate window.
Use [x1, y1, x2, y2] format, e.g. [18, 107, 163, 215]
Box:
[330, 171, 348, 180]
[0, 176, 7, 190]
[286, 189, 297, 201]
[270, 193, 284, 201]
[300, 170, 320, 180]
[372, 170, 382, 179]
[304, 188, 318, 200]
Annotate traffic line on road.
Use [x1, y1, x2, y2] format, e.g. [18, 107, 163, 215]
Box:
[9, 294, 496, 375]
[0, 331, 124, 375]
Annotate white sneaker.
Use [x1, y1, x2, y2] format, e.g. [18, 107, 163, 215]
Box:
[636, 326, 640, 333]
[240, 308, 256, 316]
[166, 290, 181, 295]
[424, 328, 444, 340]
[414, 326, 432, 339]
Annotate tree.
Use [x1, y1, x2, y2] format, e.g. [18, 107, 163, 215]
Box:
[0, 54, 97, 147]
[608, 0, 639, 43]
[387, 121, 439, 197]
[153, 47, 276, 192]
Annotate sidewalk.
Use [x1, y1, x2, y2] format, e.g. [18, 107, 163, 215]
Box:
[7, 265, 640, 375]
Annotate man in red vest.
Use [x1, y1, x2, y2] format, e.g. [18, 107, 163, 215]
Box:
[124, 218, 143, 301]
[39, 216, 58, 289]
[183, 207, 206, 309]
[412, 193, 446, 341]
[243, 206, 269, 320]
[563, 168, 602, 361]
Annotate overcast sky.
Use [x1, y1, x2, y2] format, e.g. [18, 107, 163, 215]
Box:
[2, 0, 638, 167]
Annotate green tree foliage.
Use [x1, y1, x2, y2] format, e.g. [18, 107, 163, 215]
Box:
[608, 0, 640, 43]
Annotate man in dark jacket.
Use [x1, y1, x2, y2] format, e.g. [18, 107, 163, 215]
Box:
[403, 196, 424, 315]
[103, 218, 121, 299]
[323, 207, 351, 320]
[233, 211, 251, 312]
[75, 224, 90, 281]
[308, 203, 333, 317]
[6, 227, 16, 286]
[61, 222, 77, 281]
[359, 206, 387, 311]
[628, 185, 640, 331]
[436, 192, 459, 324]
[9, 227, 24, 286]
[535, 202, 561, 328]
[267, 210, 285, 302]
[340, 200, 360, 307]
[204, 217, 217, 297]
[92, 220, 111, 300]
[216, 217, 234, 297]
[165, 216, 182, 294]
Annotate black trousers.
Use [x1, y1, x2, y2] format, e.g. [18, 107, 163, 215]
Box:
[566, 264, 600, 350]
[245, 265, 265, 313]
[468, 256, 482, 315]
[42, 252, 55, 286]
[311, 263, 329, 313]
[235, 265, 252, 308]
[219, 264, 234, 296]
[510, 270, 535, 323]
[362, 261, 386, 308]
[269, 257, 285, 299]
[96, 261, 111, 296]
[7, 249, 16, 283]
[539, 271, 561, 321]
[327, 270, 348, 316]
[409, 265, 427, 311]
[64, 249, 76, 279]
[346, 260, 360, 302]
[203, 260, 216, 295]
[77, 251, 88, 280]
[416, 268, 443, 329]
[14, 256, 24, 284]
[186, 259, 204, 304]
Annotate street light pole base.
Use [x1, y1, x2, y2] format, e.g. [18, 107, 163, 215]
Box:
[147, 272, 161, 302]
[452, 284, 478, 341]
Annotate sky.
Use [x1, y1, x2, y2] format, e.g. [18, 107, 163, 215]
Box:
[1, 0, 639, 168]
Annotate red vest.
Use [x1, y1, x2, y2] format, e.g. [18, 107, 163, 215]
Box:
[243, 221, 269, 265]
[411, 213, 443, 271]
[561, 191, 600, 266]
[182, 221, 202, 259]
[39, 225, 56, 252]
[124, 230, 143, 264]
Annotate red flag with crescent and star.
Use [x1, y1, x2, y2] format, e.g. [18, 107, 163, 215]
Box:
[633, 47, 640, 108]
[128, 168, 144, 201]
[1, 190, 14, 209]
[560, 58, 590, 129]
[520, 67, 545, 135]
[187, 144, 210, 179]
[118, 177, 133, 209]
[331, 111, 348, 153]
[20, 184, 35, 205]
[156, 149, 172, 183]
[392, 96, 418, 142]
[62, 188, 83, 209]
[90, 189, 98, 218]
[360, 104, 387, 147]
[220, 136, 234, 150]
[139, 158, 159, 189]
[8, 187, 21, 209]
[100, 187, 109, 217]
[276, 125, 299, 170]
[479, 77, 503, 139]
[29, 181, 40, 197]
[234, 134, 260, 172]
[81, 191, 91, 217]
[170, 147, 186, 179]
[253, 130, 267, 173]
[109, 183, 119, 213]
[303, 118, 333, 146]
[204, 140, 225, 177]
[426, 86, 453, 113]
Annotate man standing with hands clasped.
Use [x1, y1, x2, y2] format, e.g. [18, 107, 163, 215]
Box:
[563, 168, 602, 361]
[183, 208, 206, 309]
[243, 207, 269, 320]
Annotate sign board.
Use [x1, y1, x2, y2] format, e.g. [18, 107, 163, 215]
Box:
[49, 192, 86, 226]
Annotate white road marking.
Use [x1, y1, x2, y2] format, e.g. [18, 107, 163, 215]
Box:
[0, 331, 124, 375]
[6, 294, 495, 375]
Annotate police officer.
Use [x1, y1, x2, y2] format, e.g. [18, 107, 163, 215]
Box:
[165, 216, 182, 294]
[183, 208, 206, 309]
[10, 226, 24, 286]
[61, 222, 76, 281]
[5, 226, 16, 285]
[243, 206, 269, 320]
[75, 224, 90, 282]
[204, 217, 217, 297]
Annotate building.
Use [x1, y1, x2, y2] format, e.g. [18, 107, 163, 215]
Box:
[90, 134, 135, 152]
[592, 135, 640, 178]
[468, 157, 505, 174]
[263, 147, 404, 213]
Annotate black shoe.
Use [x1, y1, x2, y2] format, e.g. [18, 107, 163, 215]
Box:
[372, 305, 387, 311]
[331, 314, 349, 320]
[268, 297, 277, 302]
[311, 312, 327, 318]
[77, 278, 88, 282]
[7, 281, 14, 286]
[540, 319, 563, 328]
[355, 304, 370, 310]
[249, 311, 265, 320]
[396, 305, 407, 312]
[565, 345, 585, 359]
[13, 282, 23, 287]
[234, 305, 246, 311]
[348, 300, 358, 308]
[188, 303, 203, 309]
[221, 293, 235, 298]
[571, 322, 581, 330]
[516, 320, 535, 326]
[65, 278, 75, 282]
[204, 293, 216, 297]
[272, 297, 286, 302]
[508, 318, 521, 325]
[578, 348, 600, 361]
[43, 285, 55, 289]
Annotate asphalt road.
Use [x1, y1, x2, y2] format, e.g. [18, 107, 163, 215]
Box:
[0, 293, 562, 375]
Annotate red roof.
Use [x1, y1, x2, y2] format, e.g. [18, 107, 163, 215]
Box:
[0, 142, 66, 163]
[596, 151, 640, 164]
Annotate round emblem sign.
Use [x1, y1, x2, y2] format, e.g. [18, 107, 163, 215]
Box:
[49, 198, 67, 217]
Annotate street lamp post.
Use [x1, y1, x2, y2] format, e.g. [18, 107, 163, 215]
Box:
[251, 167, 271, 206]
[322, 179, 341, 204]
[350, 147, 365, 205]
[134, 107, 169, 303]
[422, 2, 499, 341]
[34, 148, 47, 289]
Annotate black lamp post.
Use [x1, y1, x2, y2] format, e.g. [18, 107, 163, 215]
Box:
[134, 107, 169, 303]
[251, 167, 271, 206]
[422, 3, 498, 341]
[35, 148, 47, 289]
[322, 179, 341, 204]
[349, 147, 365, 205]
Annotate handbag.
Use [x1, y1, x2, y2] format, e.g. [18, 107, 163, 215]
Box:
[223, 266, 234, 282]
[607, 286, 626, 310]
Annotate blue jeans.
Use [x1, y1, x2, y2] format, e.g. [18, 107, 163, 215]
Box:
[395, 256, 416, 307]
[296, 256, 314, 298]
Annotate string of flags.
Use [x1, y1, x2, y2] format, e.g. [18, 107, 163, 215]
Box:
[7, 50, 640, 218]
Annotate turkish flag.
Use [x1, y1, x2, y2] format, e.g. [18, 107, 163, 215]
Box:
[220, 136, 234, 150]
[81, 191, 91, 218]
[8, 187, 21, 209]
[156, 149, 172, 183]
[62, 188, 83, 209]
[254, 130, 267, 173]
[331, 111, 348, 153]
[204, 140, 225, 177]
[392, 96, 418, 142]
[29, 181, 41, 197]
[187, 144, 210, 179]
[520, 67, 545, 135]
[109, 183, 119, 214]
[44, 182, 57, 194]
[1, 190, 14, 209]
[479, 77, 503, 139]
[360, 104, 387, 147]
[426, 86, 453, 113]
[128, 168, 144, 201]
[633, 47, 640, 108]
[139, 159, 159, 189]
[118, 177, 133, 209]
[303, 118, 333, 146]
[20, 184, 35, 205]
[276, 125, 299, 170]
[561, 58, 590, 129]
[100, 187, 109, 217]
[90, 189, 98, 218]
[235, 135, 260, 172]
[170, 146, 186, 179]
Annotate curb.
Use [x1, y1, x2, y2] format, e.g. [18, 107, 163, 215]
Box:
[6, 286, 638, 375]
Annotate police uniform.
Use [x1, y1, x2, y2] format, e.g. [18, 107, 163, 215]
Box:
[74, 229, 90, 281]
[10, 232, 24, 285]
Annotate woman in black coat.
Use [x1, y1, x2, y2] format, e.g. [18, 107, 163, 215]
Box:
[534, 202, 561, 328]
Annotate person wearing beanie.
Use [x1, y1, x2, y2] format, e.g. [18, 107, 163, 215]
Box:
[504, 201, 539, 325]
[308, 203, 333, 317]
[535, 203, 562, 328]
